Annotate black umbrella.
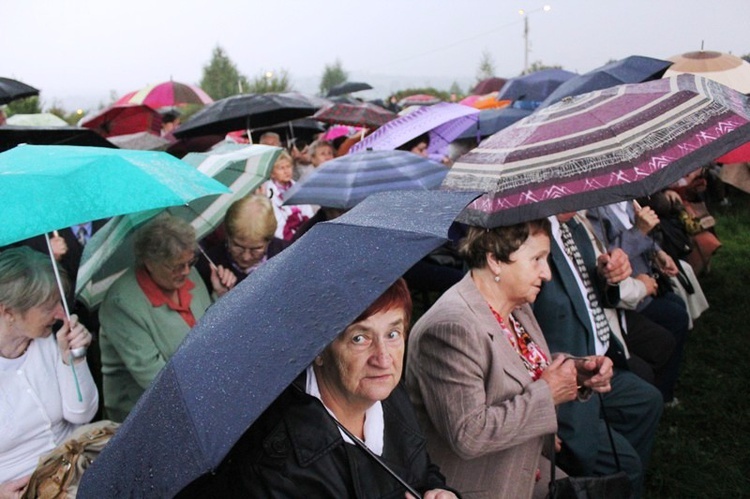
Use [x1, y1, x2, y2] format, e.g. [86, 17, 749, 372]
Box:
[173, 92, 320, 139]
[0, 77, 40, 105]
[248, 117, 326, 144]
[539, 55, 673, 108]
[0, 126, 116, 152]
[78, 189, 479, 498]
[326, 81, 373, 97]
[456, 107, 532, 140]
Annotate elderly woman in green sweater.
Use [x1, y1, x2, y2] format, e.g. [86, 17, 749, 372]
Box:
[99, 214, 236, 422]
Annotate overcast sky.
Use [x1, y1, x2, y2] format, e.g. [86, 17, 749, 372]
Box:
[3, 0, 749, 111]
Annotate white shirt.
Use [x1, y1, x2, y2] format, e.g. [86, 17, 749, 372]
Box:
[305, 365, 385, 456]
[0, 335, 98, 481]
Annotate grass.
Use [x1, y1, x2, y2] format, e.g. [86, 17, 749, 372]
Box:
[644, 191, 750, 498]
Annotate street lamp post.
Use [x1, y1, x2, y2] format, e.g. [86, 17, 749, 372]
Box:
[518, 5, 551, 74]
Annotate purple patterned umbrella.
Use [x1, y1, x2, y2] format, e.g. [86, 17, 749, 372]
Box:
[349, 103, 479, 157]
[443, 74, 750, 228]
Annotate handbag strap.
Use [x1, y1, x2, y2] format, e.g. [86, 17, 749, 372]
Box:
[549, 393, 623, 494]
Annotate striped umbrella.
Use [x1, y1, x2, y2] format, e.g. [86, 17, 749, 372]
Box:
[76, 144, 282, 308]
[114, 80, 214, 108]
[282, 149, 448, 209]
[443, 74, 750, 228]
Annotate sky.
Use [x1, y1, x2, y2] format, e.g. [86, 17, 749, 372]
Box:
[3, 0, 749, 112]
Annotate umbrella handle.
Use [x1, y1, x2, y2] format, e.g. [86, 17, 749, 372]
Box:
[45, 232, 85, 401]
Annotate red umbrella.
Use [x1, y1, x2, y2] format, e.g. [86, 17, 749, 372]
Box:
[472, 77, 507, 95]
[114, 81, 213, 108]
[312, 102, 395, 129]
[79, 104, 162, 138]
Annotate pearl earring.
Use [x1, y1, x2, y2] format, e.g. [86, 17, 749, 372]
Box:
[494, 275, 500, 283]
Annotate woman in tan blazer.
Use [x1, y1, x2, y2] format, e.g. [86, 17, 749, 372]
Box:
[405, 219, 614, 498]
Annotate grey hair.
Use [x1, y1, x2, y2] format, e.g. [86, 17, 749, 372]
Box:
[0, 247, 65, 312]
[134, 214, 197, 267]
[308, 139, 333, 158]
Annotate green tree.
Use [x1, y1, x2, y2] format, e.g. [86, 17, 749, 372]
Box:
[449, 81, 464, 99]
[522, 60, 562, 75]
[5, 96, 42, 116]
[741, 53, 750, 63]
[246, 69, 293, 93]
[199, 46, 250, 99]
[476, 50, 496, 82]
[319, 59, 348, 96]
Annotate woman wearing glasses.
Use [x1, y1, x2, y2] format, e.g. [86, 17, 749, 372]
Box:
[99, 214, 236, 422]
[196, 195, 287, 289]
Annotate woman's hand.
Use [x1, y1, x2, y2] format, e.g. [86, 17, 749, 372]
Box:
[634, 273, 659, 296]
[634, 203, 660, 235]
[655, 250, 679, 277]
[49, 233, 68, 261]
[407, 489, 458, 499]
[597, 248, 631, 285]
[211, 265, 237, 297]
[540, 355, 579, 405]
[572, 355, 613, 393]
[0, 475, 30, 499]
[56, 314, 92, 365]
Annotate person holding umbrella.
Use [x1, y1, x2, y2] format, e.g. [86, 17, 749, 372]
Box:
[178, 278, 458, 498]
[196, 195, 287, 288]
[99, 214, 236, 422]
[405, 219, 616, 498]
[0, 248, 98, 497]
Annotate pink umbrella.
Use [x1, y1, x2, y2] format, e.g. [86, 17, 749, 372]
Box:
[115, 81, 213, 108]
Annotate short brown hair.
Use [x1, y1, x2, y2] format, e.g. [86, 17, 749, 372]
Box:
[459, 219, 551, 269]
[224, 195, 277, 242]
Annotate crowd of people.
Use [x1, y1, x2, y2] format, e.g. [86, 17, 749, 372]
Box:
[0, 112, 734, 498]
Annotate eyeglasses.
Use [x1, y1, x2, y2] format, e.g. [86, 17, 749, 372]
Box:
[227, 239, 268, 256]
[161, 254, 199, 274]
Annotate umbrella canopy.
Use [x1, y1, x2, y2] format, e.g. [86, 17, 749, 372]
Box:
[114, 80, 214, 108]
[326, 81, 373, 97]
[248, 118, 326, 144]
[174, 92, 320, 139]
[497, 68, 578, 104]
[0, 145, 230, 246]
[0, 126, 116, 153]
[312, 102, 396, 129]
[77, 189, 479, 498]
[443, 74, 750, 228]
[456, 107, 532, 140]
[5, 113, 68, 127]
[106, 131, 172, 151]
[282, 149, 449, 209]
[348, 102, 479, 157]
[75, 144, 282, 309]
[540, 55, 673, 108]
[79, 104, 162, 138]
[472, 77, 507, 95]
[398, 94, 441, 107]
[663, 50, 750, 94]
[0, 77, 39, 105]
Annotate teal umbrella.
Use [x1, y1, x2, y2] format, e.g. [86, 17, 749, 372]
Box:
[76, 144, 282, 309]
[0, 145, 230, 247]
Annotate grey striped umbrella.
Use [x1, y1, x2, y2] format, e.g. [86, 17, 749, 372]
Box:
[282, 149, 448, 209]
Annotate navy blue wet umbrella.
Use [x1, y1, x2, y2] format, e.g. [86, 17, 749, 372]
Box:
[78, 189, 478, 498]
[457, 107, 532, 141]
[539, 55, 673, 108]
[496, 68, 577, 104]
